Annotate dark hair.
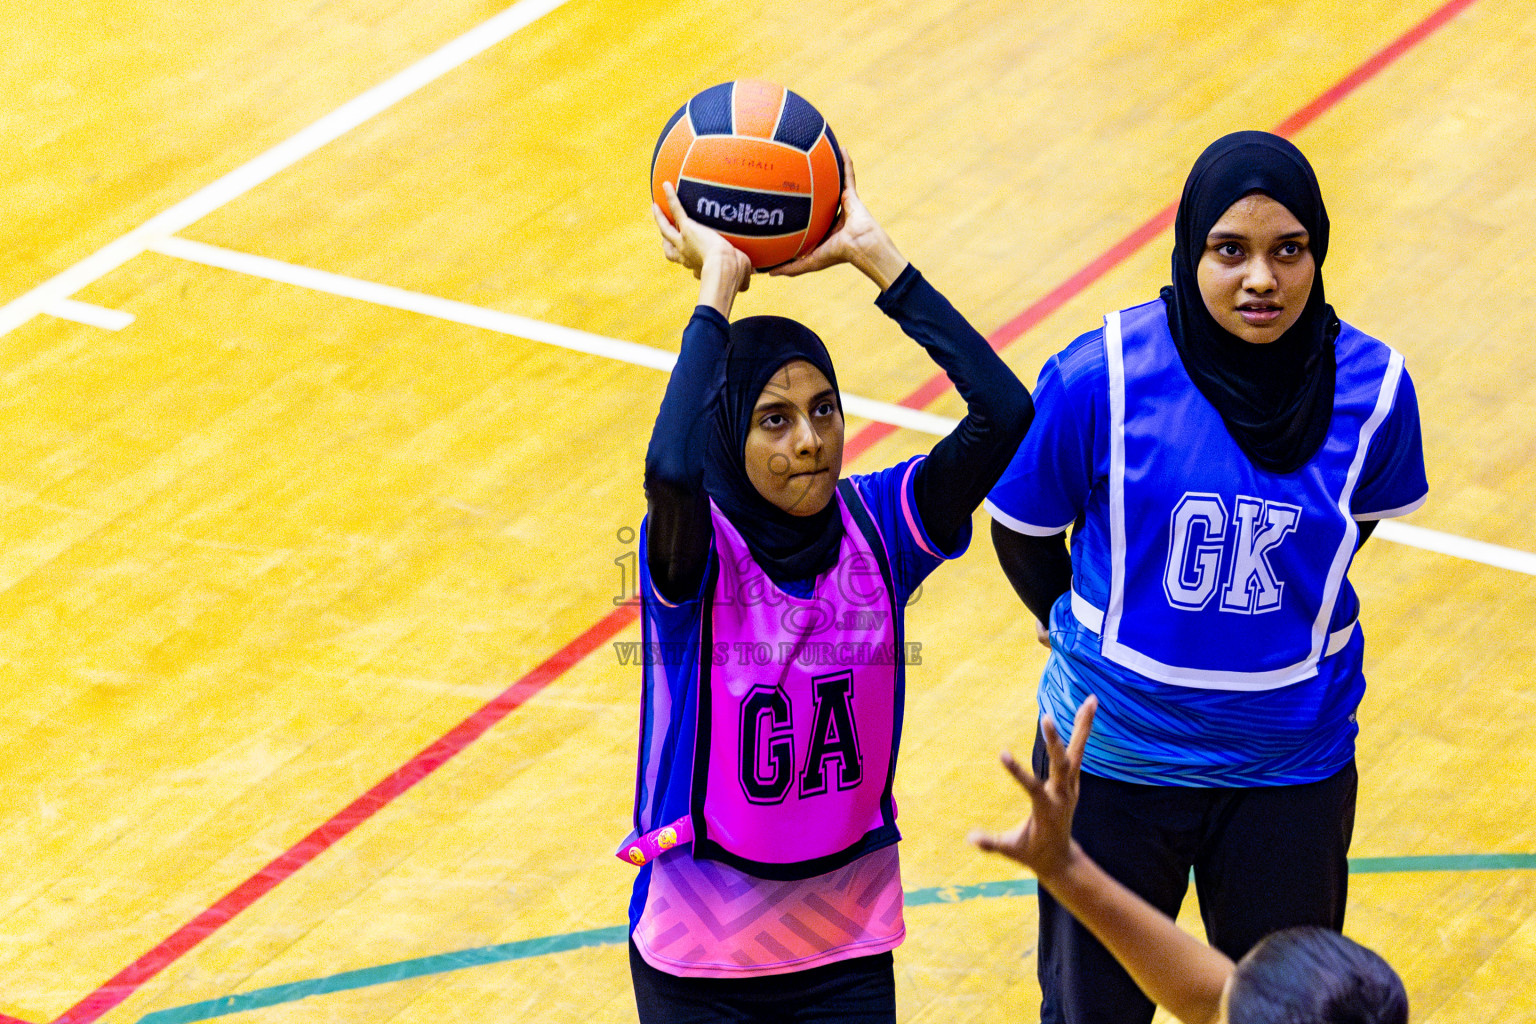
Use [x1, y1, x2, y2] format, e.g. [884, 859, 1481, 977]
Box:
[1228, 927, 1407, 1024]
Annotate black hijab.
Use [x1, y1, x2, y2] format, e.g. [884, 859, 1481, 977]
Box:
[703, 315, 844, 582]
[1161, 131, 1338, 474]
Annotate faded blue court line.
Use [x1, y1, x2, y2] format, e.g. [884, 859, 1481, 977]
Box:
[137, 854, 1536, 1024]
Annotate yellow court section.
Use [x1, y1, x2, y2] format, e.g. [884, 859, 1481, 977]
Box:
[1, 0, 1534, 1022]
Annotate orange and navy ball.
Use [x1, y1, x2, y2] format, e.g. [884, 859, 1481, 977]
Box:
[652, 79, 845, 271]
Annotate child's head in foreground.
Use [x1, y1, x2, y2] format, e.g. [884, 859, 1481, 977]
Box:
[1225, 926, 1407, 1024]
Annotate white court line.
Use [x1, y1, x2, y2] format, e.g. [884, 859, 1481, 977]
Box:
[41, 298, 135, 331]
[839, 394, 960, 438]
[150, 236, 1536, 579]
[148, 236, 964, 439]
[1374, 521, 1536, 577]
[0, 0, 573, 340]
[8, 0, 1526, 581]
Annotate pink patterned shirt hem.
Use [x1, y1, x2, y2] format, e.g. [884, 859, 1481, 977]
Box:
[631, 845, 906, 978]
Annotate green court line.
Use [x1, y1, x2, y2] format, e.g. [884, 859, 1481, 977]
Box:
[1348, 853, 1536, 873]
[136, 853, 1536, 1024]
[135, 927, 629, 1024]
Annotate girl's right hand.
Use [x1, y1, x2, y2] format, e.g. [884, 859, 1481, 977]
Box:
[654, 181, 753, 308]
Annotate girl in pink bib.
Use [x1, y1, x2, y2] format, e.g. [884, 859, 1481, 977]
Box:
[623, 158, 1031, 1023]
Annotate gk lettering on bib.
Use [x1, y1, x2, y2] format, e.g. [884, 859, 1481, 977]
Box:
[1163, 493, 1302, 614]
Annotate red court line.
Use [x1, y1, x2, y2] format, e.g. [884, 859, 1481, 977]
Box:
[34, 2, 1475, 1022]
[1273, 0, 1480, 137]
[48, 605, 639, 1024]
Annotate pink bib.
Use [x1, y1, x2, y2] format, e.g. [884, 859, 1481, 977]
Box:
[691, 482, 902, 879]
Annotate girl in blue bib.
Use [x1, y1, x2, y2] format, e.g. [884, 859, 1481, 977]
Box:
[985, 132, 1427, 1024]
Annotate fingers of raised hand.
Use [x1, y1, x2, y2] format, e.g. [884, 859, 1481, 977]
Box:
[1000, 750, 1042, 795]
[1042, 713, 1075, 782]
[663, 180, 689, 224]
[653, 203, 685, 261]
[766, 256, 808, 277]
[1066, 697, 1098, 768]
[652, 200, 676, 233]
[1041, 714, 1062, 753]
[970, 823, 1028, 859]
[968, 828, 1002, 853]
[652, 200, 676, 232]
[768, 251, 829, 277]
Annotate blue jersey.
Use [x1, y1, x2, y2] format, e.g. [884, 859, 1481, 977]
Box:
[986, 298, 1427, 786]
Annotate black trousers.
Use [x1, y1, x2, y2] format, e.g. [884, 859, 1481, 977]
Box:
[630, 940, 896, 1024]
[1033, 737, 1357, 1024]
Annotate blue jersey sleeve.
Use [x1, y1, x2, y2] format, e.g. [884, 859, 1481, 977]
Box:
[631, 517, 712, 837]
[1352, 366, 1429, 520]
[985, 329, 1106, 536]
[847, 455, 966, 602]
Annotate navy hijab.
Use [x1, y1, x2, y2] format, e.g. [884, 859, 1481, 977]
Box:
[1162, 131, 1338, 474]
[703, 315, 844, 582]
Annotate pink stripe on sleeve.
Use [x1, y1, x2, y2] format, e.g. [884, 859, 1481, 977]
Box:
[899, 458, 941, 559]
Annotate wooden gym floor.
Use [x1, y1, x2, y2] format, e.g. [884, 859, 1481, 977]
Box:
[1, 0, 1534, 1021]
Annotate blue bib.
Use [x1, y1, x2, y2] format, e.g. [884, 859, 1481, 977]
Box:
[1075, 299, 1407, 690]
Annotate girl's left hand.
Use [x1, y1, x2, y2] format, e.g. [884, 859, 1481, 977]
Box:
[769, 149, 908, 290]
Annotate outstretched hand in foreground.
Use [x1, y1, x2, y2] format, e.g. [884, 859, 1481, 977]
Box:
[969, 696, 1095, 880]
[970, 695, 1235, 1024]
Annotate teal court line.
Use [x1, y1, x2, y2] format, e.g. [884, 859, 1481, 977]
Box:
[136, 853, 1536, 1024]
